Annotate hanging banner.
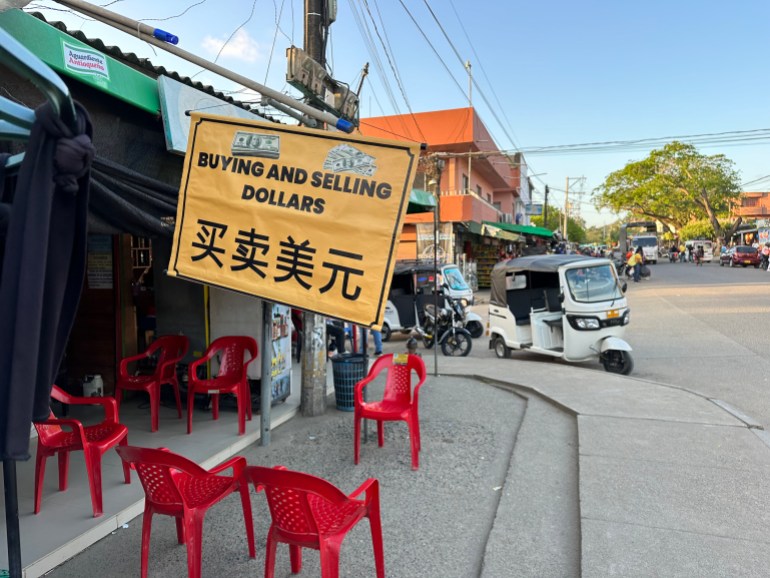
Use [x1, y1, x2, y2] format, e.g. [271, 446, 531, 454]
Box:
[270, 304, 292, 402]
[415, 222, 454, 264]
[168, 113, 420, 327]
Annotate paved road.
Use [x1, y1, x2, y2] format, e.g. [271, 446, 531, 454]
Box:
[381, 258, 770, 428]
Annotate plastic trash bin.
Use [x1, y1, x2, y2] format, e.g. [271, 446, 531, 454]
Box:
[331, 353, 366, 411]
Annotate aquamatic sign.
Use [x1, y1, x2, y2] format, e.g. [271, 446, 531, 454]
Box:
[168, 113, 420, 327]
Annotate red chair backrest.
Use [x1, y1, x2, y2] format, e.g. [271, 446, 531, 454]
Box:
[370, 354, 426, 405]
[150, 335, 189, 382]
[209, 336, 258, 379]
[116, 446, 208, 507]
[245, 466, 350, 538]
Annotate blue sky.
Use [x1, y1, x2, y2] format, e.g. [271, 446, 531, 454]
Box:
[24, 0, 770, 226]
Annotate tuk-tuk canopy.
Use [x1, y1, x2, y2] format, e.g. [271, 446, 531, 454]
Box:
[489, 254, 600, 307]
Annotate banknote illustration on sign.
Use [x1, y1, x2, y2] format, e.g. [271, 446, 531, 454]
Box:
[231, 130, 280, 158]
[323, 144, 376, 176]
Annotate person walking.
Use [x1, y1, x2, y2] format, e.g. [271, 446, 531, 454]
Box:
[679, 242, 686, 263]
[628, 246, 643, 282]
[695, 245, 704, 266]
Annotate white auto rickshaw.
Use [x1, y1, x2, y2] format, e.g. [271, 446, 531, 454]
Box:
[488, 254, 634, 374]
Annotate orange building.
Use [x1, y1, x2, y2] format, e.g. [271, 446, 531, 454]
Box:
[360, 107, 539, 287]
[735, 192, 770, 218]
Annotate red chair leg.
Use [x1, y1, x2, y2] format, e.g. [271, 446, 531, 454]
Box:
[119, 437, 131, 484]
[183, 511, 205, 578]
[265, 528, 278, 578]
[212, 394, 220, 421]
[140, 505, 154, 578]
[353, 413, 361, 465]
[319, 539, 342, 578]
[407, 419, 419, 471]
[58, 450, 70, 491]
[187, 386, 195, 435]
[149, 384, 160, 433]
[239, 481, 255, 558]
[175, 517, 185, 544]
[368, 502, 385, 578]
[377, 421, 385, 447]
[34, 449, 47, 514]
[414, 410, 421, 452]
[236, 391, 245, 436]
[83, 447, 104, 517]
[290, 544, 302, 574]
[244, 381, 253, 421]
[171, 379, 183, 419]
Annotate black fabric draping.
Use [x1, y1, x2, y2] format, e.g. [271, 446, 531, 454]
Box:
[87, 156, 177, 238]
[0, 101, 94, 461]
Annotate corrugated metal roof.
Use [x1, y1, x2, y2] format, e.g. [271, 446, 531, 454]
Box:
[28, 11, 280, 123]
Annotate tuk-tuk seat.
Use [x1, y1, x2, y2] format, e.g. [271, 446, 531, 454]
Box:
[544, 289, 562, 313]
[543, 317, 562, 329]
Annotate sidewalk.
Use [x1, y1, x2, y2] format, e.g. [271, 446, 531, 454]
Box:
[44, 357, 770, 577]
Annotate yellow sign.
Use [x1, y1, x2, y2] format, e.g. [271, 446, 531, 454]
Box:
[168, 113, 420, 327]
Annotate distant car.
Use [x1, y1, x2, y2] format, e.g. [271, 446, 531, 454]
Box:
[720, 246, 760, 268]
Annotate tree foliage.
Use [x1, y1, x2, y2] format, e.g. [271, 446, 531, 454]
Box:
[531, 209, 586, 243]
[594, 142, 742, 239]
[677, 219, 722, 241]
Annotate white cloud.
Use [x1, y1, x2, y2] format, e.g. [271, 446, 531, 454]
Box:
[201, 29, 262, 63]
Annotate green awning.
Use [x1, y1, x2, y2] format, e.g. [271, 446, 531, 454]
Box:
[482, 223, 522, 242]
[461, 221, 522, 242]
[0, 9, 160, 114]
[407, 188, 437, 213]
[483, 221, 554, 238]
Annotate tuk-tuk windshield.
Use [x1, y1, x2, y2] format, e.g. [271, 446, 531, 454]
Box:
[442, 266, 470, 291]
[565, 265, 624, 303]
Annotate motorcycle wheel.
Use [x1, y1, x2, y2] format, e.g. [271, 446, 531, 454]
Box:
[380, 324, 391, 342]
[466, 320, 484, 338]
[602, 350, 634, 375]
[441, 331, 472, 357]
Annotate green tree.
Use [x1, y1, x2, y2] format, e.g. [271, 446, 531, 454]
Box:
[594, 142, 742, 240]
[531, 209, 586, 243]
[678, 219, 721, 241]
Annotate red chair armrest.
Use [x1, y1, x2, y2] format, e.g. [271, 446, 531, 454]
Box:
[354, 374, 378, 405]
[64, 395, 119, 423]
[39, 418, 87, 443]
[119, 351, 150, 378]
[209, 456, 246, 477]
[348, 477, 379, 503]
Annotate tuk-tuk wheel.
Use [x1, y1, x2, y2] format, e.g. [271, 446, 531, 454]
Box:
[380, 324, 391, 342]
[493, 336, 511, 359]
[601, 350, 634, 375]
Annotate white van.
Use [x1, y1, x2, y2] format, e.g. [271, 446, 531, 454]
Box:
[631, 235, 659, 264]
[686, 240, 713, 263]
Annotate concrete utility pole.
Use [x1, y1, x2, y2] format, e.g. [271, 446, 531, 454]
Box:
[564, 176, 570, 242]
[465, 60, 472, 193]
[300, 0, 329, 417]
[543, 185, 549, 229]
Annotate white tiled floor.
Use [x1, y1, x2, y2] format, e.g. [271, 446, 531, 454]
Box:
[0, 370, 310, 578]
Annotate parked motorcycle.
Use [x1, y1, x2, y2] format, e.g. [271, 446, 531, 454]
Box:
[415, 293, 473, 357]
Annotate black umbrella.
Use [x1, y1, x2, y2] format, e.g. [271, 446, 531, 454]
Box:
[0, 98, 93, 577]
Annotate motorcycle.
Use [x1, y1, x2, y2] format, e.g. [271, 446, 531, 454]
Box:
[414, 293, 473, 357]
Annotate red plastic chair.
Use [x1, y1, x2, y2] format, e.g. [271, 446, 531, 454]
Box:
[116, 446, 255, 578]
[243, 465, 384, 578]
[354, 353, 427, 470]
[115, 334, 189, 432]
[187, 336, 258, 436]
[33, 385, 130, 517]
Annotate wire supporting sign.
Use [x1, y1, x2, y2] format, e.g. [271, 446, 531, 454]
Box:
[168, 113, 420, 327]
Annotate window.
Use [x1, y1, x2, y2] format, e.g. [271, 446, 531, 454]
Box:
[462, 174, 469, 191]
[476, 185, 482, 195]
